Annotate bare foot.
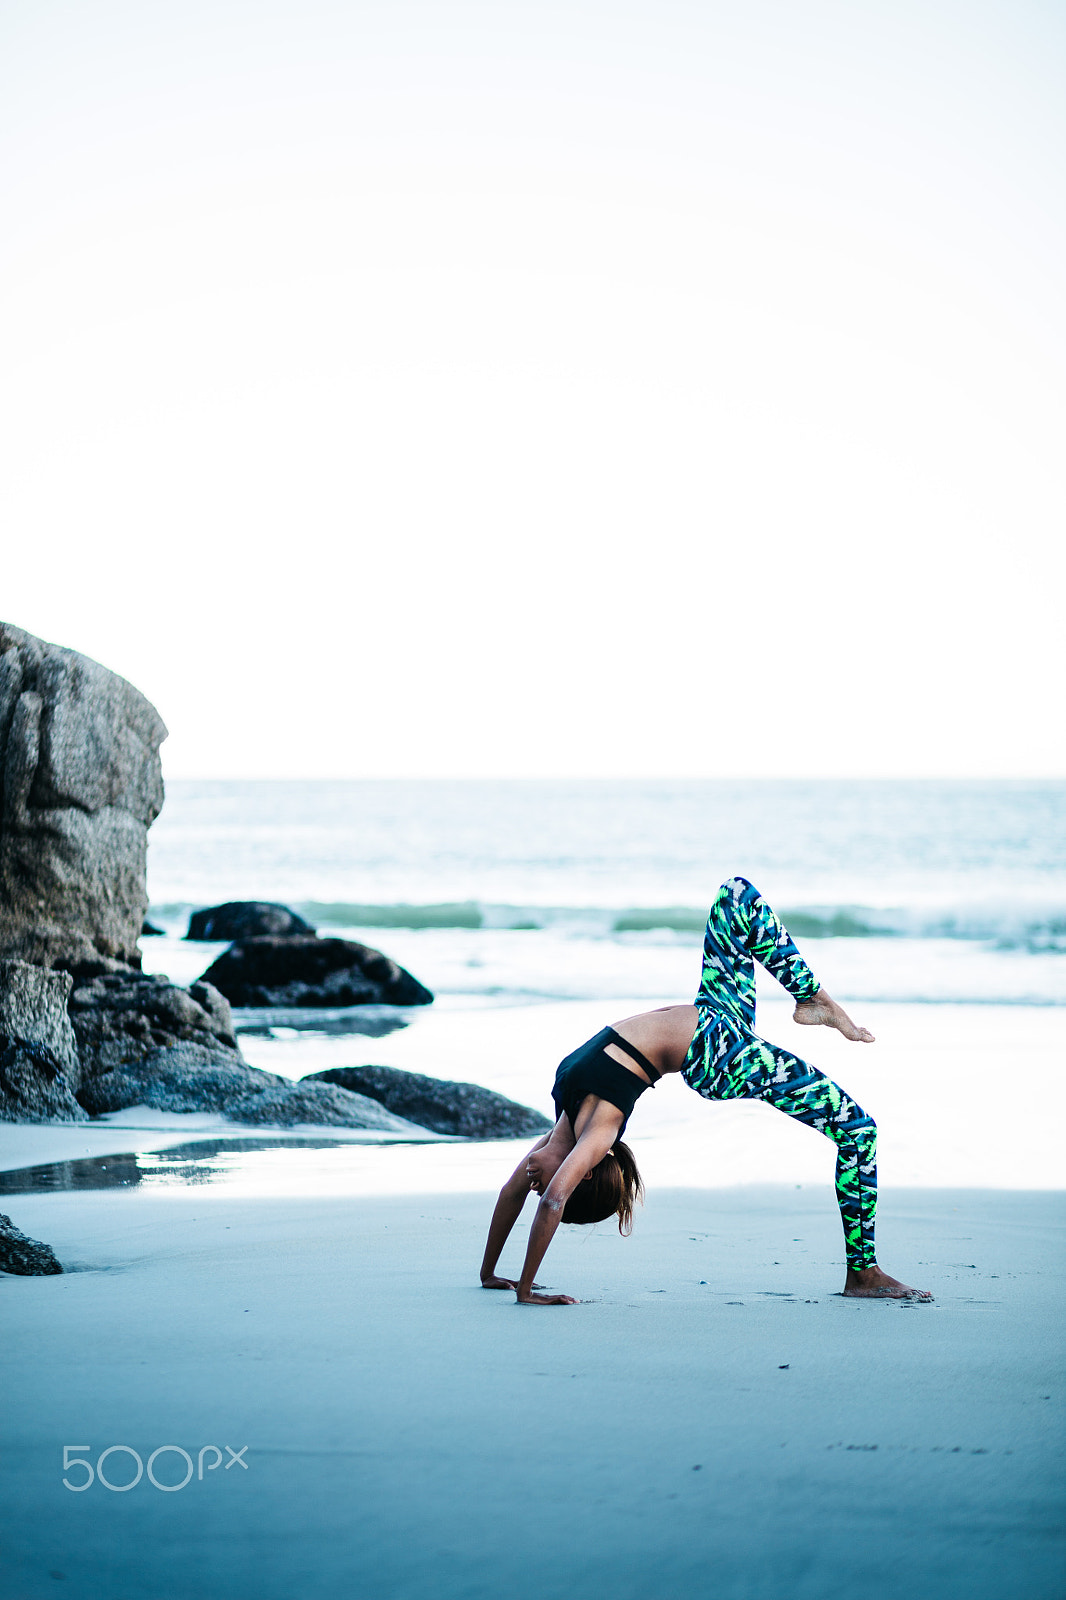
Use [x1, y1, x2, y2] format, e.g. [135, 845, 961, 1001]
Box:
[793, 989, 875, 1043]
[843, 1266, 933, 1301]
[481, 1276, 548, 1291]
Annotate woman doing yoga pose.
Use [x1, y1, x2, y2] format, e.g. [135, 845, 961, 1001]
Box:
[479, 877, 932, 1305]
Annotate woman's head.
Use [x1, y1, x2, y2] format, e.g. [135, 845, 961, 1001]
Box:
[562, 1141, 644, 1234]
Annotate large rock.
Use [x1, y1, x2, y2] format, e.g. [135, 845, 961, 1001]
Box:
[78, 1042, 428, 1130]
[62, 966, 429, 1129]
[306, 1065, 551, 1139]
[0, 959, 85, 1121]
[186, 902, 316, 941]
[0, 959, 79, 1075]
[76, 1041, 261, 1116]
[199, 937, 433, 1009]
[0, 1038, 87, 1122]
[0, 622, 167, 970]
[0, 1212, 63, 1275]
[225, 1080, 424, 1130]
[67, 968, 241, 1088]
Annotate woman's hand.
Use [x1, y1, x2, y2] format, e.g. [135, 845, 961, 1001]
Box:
[524, 1151, 552, 1194]
[516, 1290, 579, 1306]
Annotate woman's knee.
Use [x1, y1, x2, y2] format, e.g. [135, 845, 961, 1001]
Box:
[854, 1116, 877, 1158]
[714, 876, 756, 915]
[835, 1114, 876, 1159]
[722, 875, 755, 896]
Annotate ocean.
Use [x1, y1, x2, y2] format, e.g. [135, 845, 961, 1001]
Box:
[144, 778, 1066, 1007]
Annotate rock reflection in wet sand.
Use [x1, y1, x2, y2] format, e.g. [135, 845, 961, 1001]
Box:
[0, 1137, 434, 1196]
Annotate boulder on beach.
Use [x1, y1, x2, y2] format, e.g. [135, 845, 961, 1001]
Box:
[0, 622, 167, 970]
[199, 937, 434, 1009]
[0, 1212, 64, 1275]
[306, 1065, 552, 1139]
[78, 1041, 429, 1130]
[186, 901, 316, 942]
[0, 959, 85, 1122]
[67, 968, 241, 1086]
[141, 919, 165, 937]
[0, 622, 437, 1127]
[0, 1038, 87, 1123]
[0, 964, 435, 1127]
[76, 1041, 264, 1116]
[0, 959, 79, 1075]
[225, 1079, 426, 1130]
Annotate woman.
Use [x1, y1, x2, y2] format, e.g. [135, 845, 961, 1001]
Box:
[479, 876, 932, 1305]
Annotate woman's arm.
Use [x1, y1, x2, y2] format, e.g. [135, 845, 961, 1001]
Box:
[516, 1118, 619, 1306]
[479, 1134, 552, 1288]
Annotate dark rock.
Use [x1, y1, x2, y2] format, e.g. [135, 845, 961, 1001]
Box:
[226, 1080, 425, 1129]
[0, 959, 79, 1075]
[77, 1042, 262, 1116]
[141, 919, 165, 937]
[78, 1042, 427, 1130]
[199, 937, 433, 1009]
[67, 968, 240, 1089]
[0, 960, 85, 1121]
[0, 1037, 87, 1122]
[186, 901, 316, 941]
[0, 622, 167, 969]
[0, 1211, 63, 1274]
[306, 1065, 551, 1139]
[63, 967, 423, 1129]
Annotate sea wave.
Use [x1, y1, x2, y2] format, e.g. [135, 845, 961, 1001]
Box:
[305, 900, 1066, 951]
[148, 899, 1066, 951]
[140, 921, 1066, 1008]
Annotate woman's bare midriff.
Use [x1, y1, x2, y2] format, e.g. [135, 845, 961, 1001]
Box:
[603, 1004, 698, 1082]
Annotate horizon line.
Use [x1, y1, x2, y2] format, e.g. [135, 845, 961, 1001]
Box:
[158, 772, 1066, 784]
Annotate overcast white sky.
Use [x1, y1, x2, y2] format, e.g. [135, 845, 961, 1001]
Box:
[2, 0, 1063, 779]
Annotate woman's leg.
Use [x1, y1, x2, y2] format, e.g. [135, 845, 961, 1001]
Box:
[696, 877, 821, 1027]
[682, 884, 927, 1294]
[751, 1045, 878, 1272]
[682, 1019, 877, 1271]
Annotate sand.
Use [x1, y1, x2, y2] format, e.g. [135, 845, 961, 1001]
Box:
[1, 1172, 1062, 1600]
[2, 994, 1063, 1598]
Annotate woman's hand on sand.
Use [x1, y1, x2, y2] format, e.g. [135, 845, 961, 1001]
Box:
[516, 1290, 579, 1306]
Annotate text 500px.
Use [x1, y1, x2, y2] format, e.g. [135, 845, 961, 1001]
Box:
[62, 1444, 249, 1491]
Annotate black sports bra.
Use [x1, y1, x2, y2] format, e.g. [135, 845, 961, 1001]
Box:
[603, 1027, 662, 1083]
[551, 1025, 661, 1139]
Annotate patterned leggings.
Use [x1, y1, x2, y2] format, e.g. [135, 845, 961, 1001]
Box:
[681, 877, 878, 1271]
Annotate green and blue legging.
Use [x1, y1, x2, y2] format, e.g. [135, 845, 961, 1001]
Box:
[681, 877, 878, 1272]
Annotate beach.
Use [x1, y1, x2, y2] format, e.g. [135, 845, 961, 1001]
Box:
[2, 779, 1065, 1597]
[2, 1172, 1062, 1600]
[2, 994, 1064, 1598]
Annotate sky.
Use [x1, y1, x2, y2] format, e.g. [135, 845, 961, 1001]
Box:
[1, 0, 1063, 780]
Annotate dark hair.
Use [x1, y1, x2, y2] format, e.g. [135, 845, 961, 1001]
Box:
[561, 1141, 644, 1234]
